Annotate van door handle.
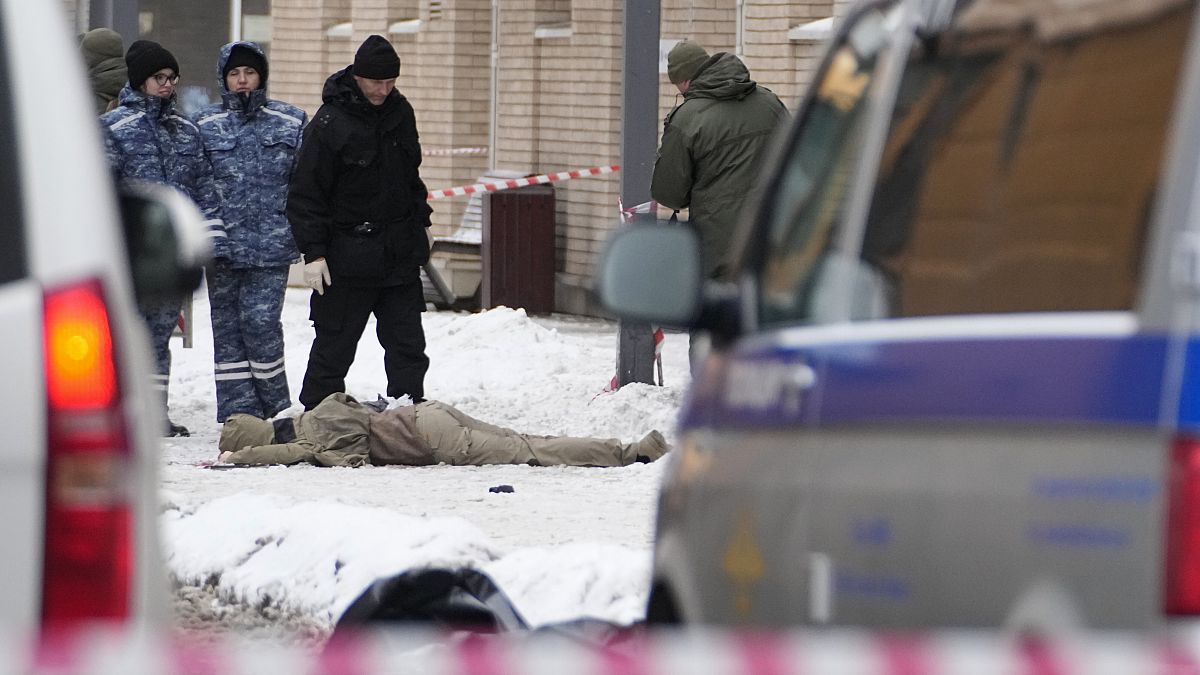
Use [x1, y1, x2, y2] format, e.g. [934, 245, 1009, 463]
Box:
[788, 363, 817, 391]
[809, 551, 833, 624]
[781, 363, 816, 414]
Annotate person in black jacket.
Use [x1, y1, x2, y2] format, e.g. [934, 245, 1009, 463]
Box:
[287, 35, 434, 409]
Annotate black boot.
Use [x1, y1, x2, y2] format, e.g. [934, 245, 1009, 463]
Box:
[165, 420, 190, 437]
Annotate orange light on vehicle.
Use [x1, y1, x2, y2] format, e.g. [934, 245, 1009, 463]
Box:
[44, 282, 116, 410]
[41, 278, 132, 627]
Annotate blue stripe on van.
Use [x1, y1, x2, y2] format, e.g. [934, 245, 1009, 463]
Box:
[683, 335, 1173, 429]
[1177, 338, 1200, 428]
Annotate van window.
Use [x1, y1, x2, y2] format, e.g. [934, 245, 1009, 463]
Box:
[759, 0, 1192, 324]
[759, 6, 894, 325]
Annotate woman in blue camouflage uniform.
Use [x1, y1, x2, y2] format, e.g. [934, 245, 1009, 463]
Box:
[194, 42, 307, 423]
[101, 40, 229, 437]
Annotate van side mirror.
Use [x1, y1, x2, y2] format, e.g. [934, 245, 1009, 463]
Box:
[118, 181, 210, 305]
[596, 224, 703, 326]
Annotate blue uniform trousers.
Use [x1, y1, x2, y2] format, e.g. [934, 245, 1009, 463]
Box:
[207, 262, 291, 422]
[139, 298, 182, 414]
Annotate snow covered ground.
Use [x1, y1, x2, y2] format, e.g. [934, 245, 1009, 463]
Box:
[159, 284, 690, 634]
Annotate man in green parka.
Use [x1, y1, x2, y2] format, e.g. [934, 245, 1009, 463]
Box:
[651, 40, 788, 280]
[218, 392, 669, 468]
[79, 28, 127, 115]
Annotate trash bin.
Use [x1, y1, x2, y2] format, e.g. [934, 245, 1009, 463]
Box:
[481, 183, 556, 314]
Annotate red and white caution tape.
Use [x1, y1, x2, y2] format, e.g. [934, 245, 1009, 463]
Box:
[619, 198, 657, 224]
[427, 165, 619, 201]
[12, 627, 1200, 674]
[423, 146, 489, 157]
[653, 326, 665, 386]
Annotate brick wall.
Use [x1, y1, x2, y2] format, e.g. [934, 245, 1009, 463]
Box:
[403, 0, 491, 238]
[270, 0, 351, 114]
[266, 0, 845, 314]
[270, 0, 490, 237]
[494, 2, 626, 304]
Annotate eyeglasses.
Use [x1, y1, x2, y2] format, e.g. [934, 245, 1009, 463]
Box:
[152, 73, 180, 86]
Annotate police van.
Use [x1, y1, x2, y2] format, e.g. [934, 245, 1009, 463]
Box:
[599, 0, 1200, 629]
[0, 1, 206, 631]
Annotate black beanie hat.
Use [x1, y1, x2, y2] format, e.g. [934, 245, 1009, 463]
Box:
[353, 35, 400, 80]
[126, 39, 179, 89]
[223, 44, 268, 87]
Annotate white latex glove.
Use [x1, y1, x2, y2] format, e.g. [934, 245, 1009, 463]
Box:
[304, 258, 331, 295]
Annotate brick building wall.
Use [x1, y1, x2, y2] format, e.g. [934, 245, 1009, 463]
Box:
[486, 1, 840, 312]
[495, 2, 627, 309]
[400, 0, 491, 240]
[76, 0, 845, 315]
[271, 0, 348, 114]
[271, 0, 491, 239]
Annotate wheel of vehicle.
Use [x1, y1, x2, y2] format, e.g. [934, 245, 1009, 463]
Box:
[646, 580, 681, 625]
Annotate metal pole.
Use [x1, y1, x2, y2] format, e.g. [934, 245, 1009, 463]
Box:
[735, 0, 745, 58]
[88, 0, 108, 29]
[230, 0, 243, 42]
[489, 0, 499, 173]
[616, 0, 660, 387]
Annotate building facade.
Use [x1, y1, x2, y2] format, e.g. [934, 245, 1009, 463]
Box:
[63, 0, 844, 314]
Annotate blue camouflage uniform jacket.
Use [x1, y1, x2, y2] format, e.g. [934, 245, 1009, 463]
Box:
[100, 86, 229, 258]
[194, 42, 307, 268]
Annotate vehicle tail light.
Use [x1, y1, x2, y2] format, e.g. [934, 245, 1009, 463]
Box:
[41, 279, 132, 626]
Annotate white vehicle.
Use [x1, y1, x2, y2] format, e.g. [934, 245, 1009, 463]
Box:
[0, 2, 206, 631]
[600, 0, 1200, 630]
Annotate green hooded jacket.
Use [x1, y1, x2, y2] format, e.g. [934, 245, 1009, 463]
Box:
[651, 52, 788, 279]
[80, 28, 127, 115]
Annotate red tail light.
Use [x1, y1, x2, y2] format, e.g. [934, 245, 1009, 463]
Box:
[1165, 434, 1200, 614]
[41, 279, 133, 626]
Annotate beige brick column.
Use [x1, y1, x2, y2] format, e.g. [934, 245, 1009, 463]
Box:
[350, 0, 388, 41]
[401, 0, 491, 235]
[270, 0, 353, 114]
[743, 0, 834, 107]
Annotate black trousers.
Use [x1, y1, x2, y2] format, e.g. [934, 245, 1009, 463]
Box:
[300, 279, 429, 409]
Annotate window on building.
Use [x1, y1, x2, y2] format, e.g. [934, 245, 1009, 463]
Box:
[534, 0, 571, 39]
[241, 0, 271, 55]
[389, 0, 421, 39]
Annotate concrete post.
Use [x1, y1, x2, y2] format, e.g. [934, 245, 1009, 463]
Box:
[616, 0, 660, 388]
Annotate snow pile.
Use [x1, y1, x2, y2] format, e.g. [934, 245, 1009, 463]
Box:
[484, 544, 652, 627]
[160, 288, 691, 630]
[163, 494, 502, 623]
